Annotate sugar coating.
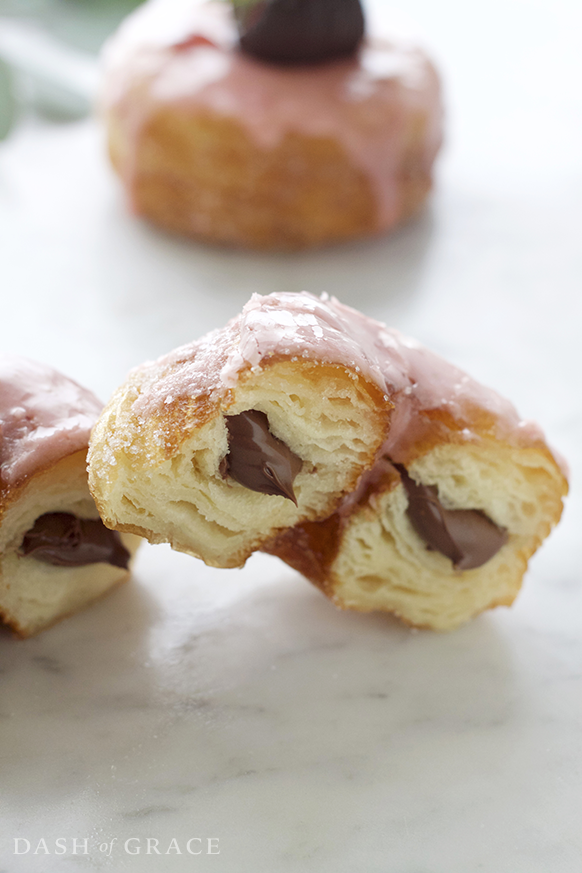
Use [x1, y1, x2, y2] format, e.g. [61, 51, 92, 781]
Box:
[128, 292, 549, 468]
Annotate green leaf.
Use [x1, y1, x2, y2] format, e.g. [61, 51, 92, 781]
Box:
[0, 57, 17, 141]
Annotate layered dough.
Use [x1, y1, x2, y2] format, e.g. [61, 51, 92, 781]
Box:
[101, 0, 443, 249]
[88, 294, 392, 567]
[266, 426, 566, 631]
[0, 357, 140, 637]
[89, 292, 567, 630]
[263, 298, 567, 629]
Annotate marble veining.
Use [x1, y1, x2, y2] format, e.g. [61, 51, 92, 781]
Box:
[1, 540, 581, 872]
[1, 0, 582, 868]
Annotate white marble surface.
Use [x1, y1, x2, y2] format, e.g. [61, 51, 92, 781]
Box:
[1, 0, 581, 870]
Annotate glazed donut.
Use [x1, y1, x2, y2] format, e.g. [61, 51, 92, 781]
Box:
[89, 293, 567, 630]
[100, 0, 443, 249]
[88, 293, 393, 567]
[0, 357, 140, 638]
[262, 298, 568, 630]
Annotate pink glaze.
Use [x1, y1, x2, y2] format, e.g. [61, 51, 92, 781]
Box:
[131, 293, 557, 473]
[223, 293, 547, 457]
[101, 0, 443, 227]
[0, 357, 103, 487]
[131, 291, 392, 424]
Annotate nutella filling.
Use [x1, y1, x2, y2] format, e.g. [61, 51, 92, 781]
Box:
[395, 464, 508, 570]
[221, 410, 302, 504]
[19, 512, 130, 569]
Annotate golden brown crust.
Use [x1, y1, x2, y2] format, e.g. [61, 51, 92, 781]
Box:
[263, 513, 343, 597]
[108, 109, 432, 250]
[101, 0, 443, 249]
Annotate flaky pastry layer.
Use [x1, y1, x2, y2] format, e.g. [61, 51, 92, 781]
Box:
[88, 294, 393, 566]
[0, 451, 140, 638]
[89, 292, 567, 630]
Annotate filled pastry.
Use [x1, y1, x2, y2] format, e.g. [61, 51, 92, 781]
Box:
[100, 0, 443, 249]
[88, 293, 392, 567]
[0, 357, 140, 637]
[263, 304, 568, 629]
[88, 292, 567, 630]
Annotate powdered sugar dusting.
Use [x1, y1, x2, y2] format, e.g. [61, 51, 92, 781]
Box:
[219, 292, 388, 390]
[127, 292, 547, 467]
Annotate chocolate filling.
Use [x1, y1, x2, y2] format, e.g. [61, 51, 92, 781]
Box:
[220, 410, 302, 504]
[395, 464, 508, 570]
[233, 0, 365, 65]
[19, 512, 130, 569]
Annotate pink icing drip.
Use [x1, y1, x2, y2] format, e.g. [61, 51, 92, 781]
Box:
[131, 292, 391, 421]
[222, 293, 543, 450]
[218, 292, 389, 390]
[0, 357, 103, 487]
[101, 0, 443, 226]
[131, 292, 553, 472]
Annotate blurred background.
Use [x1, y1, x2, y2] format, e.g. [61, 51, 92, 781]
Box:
[0, 0, 142, 133]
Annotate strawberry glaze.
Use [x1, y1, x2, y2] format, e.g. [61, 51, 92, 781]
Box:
[0, 357, 102, 487]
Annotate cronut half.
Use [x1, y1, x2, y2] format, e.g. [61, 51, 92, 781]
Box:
[88, 359, 391, 568]
[265, 438, 567, 631]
